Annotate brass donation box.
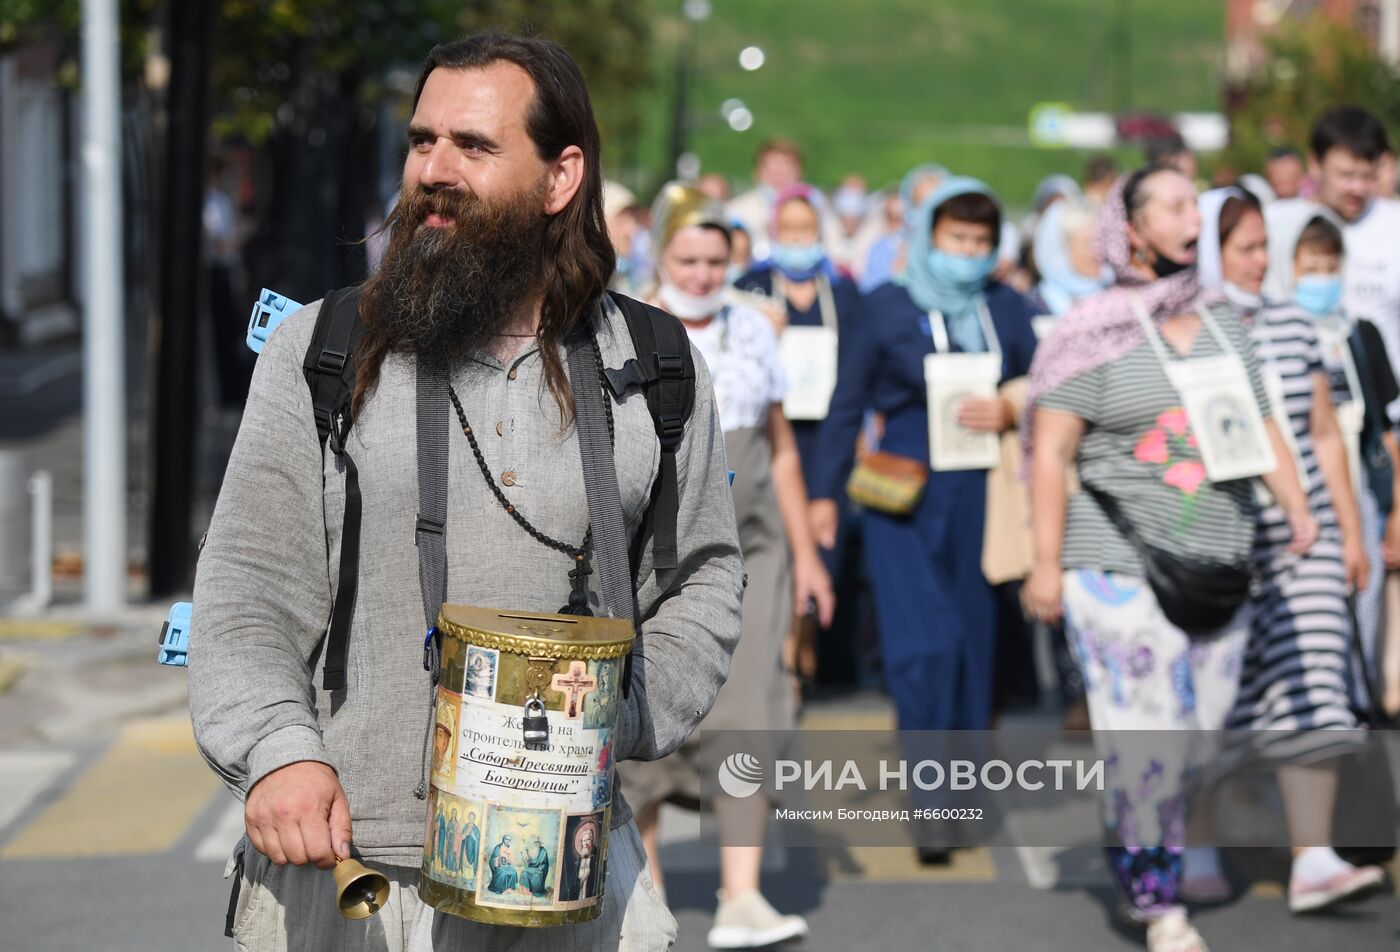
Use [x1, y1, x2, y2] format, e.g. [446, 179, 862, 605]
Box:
[419, 605, 634, 926]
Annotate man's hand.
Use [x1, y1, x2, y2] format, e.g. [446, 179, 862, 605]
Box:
[245, 761, 351, 869]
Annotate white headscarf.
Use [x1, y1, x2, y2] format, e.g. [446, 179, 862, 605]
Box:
[1197, 186, 1264, 312]
[1262, 198, 1332, 303]
[1263, 202, 1348, 300]
[1196, 186, 1244, 292]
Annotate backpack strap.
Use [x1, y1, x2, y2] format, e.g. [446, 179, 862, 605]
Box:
[566, 317, 636, 626]
[603, 291, 696, 575]
[301, 287, 364, 691]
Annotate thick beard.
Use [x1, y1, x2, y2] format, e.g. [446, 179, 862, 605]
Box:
[362, 177, 550, 370]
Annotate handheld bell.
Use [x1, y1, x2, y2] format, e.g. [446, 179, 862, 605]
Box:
[334, 858, 389, 919]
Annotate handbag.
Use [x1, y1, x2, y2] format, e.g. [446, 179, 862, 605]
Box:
[1084, 484, 1254, 637]
[846, 450, 928, 516]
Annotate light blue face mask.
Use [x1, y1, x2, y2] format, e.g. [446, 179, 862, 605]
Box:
[1295, 274, 1344, 316]
[926, 248, 997, 290]
[769, 241, 826, 277]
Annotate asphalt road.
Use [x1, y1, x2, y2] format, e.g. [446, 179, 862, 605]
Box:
[0, 629, 1395, 952]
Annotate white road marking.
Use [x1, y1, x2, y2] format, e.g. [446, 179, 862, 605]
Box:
[195, 797, 245, 863]
[0, 750, 76, 834]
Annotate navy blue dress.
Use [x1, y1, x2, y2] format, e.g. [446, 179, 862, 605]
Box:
[737, 265, 864, 577]
[736, 267, 864, 483]
[810, 281, 1039, 730]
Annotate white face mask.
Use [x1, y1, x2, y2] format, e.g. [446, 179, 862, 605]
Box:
[1223, 281, 1263, 313]
[657, 267, 726, 320]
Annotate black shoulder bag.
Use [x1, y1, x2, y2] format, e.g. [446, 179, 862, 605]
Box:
[1084, 484, 1255, 637]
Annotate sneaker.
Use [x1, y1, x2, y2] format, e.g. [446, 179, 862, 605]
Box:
[707, 889, 808, 949]
[1146, 912, 1209, 952]
[1288, 864, 1386, 914]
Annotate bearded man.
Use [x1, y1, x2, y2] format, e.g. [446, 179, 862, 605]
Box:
[188, 32, 742, 951]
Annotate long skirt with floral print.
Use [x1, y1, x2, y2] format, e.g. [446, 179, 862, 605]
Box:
[1062, 569, 1248, 919]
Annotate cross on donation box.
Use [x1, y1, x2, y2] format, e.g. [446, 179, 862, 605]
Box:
[550, 660, 597, 719]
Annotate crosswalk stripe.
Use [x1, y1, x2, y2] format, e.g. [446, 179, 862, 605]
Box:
[0, 619, 85, 640]
[1, 716, 220, 859]
[0, 750, 76, 835]
[195, 798, 246, 863]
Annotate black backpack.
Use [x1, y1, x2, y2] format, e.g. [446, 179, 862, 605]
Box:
[303, 287, 696, 691]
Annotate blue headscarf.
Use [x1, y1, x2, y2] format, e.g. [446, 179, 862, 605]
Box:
[899, 163, 950, 229]
[1033, 199, 1110, 316]
[903, 176, 1001, 353]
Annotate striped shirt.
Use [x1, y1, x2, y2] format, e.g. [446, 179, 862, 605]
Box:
[1040, 301, 1270, 576]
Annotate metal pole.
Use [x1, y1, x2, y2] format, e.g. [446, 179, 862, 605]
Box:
[667, 23, 693, 176]
[148, 0, 212, 596]
[80, 0, 127, 611]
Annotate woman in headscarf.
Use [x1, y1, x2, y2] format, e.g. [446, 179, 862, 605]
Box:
[809, 177, 1040, 858]
[617, 182, 833, 950]
[1197, 188, 1387, 912]
[737, 184, 865, 689]
[1022, 164, 1317, 951]
[1033, 197, 1110, 317]
[860, 163, 948, 292]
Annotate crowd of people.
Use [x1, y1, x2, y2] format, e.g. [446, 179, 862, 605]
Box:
[604, 106, 1400, 952]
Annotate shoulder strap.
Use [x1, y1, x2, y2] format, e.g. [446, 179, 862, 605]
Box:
[302, 288, 363, 450]
[602, 291, 696, 574]
[415, 360, 450, 634]
[1349, 325, 1386, 445]
[566, 318, 636, 626]
[302, 287, 364, 692]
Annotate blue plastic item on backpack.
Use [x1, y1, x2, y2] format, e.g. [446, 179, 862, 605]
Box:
[246, 289, 304, 354]
[158, 602, 192, 667]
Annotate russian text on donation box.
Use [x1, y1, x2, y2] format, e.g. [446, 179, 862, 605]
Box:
[421, 606, 633, 928]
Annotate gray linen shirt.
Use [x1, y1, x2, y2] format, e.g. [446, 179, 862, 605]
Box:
[188, 297, 744, 866]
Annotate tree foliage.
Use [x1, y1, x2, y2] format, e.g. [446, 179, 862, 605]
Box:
[0, 0, 159, 80]
[1, 0, 651, 159]
[1228, 12, 1400, 169]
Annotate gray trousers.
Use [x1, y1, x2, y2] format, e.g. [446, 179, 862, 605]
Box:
[226, 821, 677, 951]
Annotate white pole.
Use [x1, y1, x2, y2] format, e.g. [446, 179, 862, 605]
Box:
[29, 472, 53, 610]
[81, 0, 127, 611]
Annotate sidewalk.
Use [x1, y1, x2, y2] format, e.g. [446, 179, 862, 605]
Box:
[0, 604, 185, 746]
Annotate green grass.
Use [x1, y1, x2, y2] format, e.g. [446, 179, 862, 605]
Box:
[613, 0, 1223, 207]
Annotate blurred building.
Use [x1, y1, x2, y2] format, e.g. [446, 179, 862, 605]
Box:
[0, 44, 79, 346]
[1226, 0, 1400, 82]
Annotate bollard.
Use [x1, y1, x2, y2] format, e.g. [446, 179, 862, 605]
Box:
[0, 452, 30, 603]
[26, 472, 53, 611]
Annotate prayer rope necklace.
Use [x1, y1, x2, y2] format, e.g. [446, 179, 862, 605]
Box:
[444, 335, 615, 614]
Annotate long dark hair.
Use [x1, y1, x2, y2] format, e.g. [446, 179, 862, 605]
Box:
[353, 31, 616, 419]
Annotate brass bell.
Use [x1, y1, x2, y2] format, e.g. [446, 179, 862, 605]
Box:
[334, 858, 389, 919]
